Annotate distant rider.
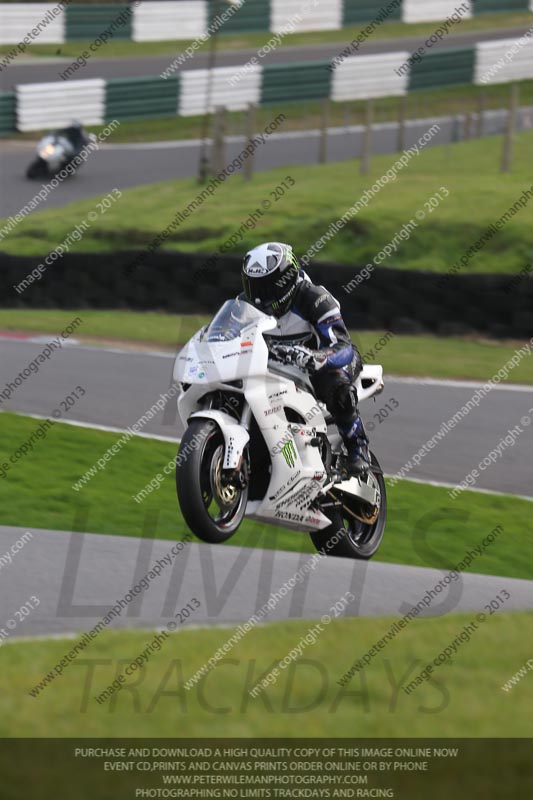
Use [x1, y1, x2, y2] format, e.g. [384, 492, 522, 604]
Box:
[56, 120, 90, 161]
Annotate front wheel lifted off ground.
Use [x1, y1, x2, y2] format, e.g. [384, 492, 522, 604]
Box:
[176, 419, 248, 544]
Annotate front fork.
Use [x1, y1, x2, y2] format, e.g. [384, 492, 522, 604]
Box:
[221, 402, 252, 489]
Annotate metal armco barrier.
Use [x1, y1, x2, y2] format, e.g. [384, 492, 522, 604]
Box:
[105, 75, 180, 121]
[1, 35, 532, 133]
[0, 1, 529, 46]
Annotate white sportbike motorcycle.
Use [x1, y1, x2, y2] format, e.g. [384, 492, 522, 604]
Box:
[173, 298, 387, 559]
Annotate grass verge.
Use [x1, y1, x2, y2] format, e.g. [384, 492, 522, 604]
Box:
[1, 310, 532, 384]
[2, 132, 533, 273]
[0, 413, 530, 579]
[2, 612, 532, 738]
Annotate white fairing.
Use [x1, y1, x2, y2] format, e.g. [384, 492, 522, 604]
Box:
[37, 134, 73, 172]
[174, 299, 384, 532]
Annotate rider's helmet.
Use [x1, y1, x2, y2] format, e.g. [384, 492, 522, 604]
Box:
[60, 119, 84, 147]
[241, 242, 300, 318]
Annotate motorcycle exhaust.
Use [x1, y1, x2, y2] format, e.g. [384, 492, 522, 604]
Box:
[326, 490, 380, 526]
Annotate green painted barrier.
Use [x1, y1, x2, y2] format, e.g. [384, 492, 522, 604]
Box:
[66, 3, 133, 41]
[261, 61, 332, 105]
[409, 47, 476, 91]
[105, 76, 180, 122]
[473, 0, 530, 14]
[208, 0, 270, 34]
[0, 93, 17, 137]
[343, 0, 402, 26]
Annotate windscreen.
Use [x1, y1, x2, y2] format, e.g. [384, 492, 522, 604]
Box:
[203, 298, 266, 342]
[38, 135, 56, 153]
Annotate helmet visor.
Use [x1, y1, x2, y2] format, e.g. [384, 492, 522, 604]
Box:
[242, 266, 298, 316]
[243, 271, 276, 309]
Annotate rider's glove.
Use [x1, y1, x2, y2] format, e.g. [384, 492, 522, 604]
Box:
[270, 344, 327, 374]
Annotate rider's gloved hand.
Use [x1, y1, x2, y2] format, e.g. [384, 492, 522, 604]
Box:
[269, 344, 327, 374]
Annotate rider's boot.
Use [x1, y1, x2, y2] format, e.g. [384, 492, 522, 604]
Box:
[339, 417, 370, 476]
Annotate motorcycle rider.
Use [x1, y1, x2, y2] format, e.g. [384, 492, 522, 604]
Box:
[26, 119, 92, 180]
[241, 242, 370, 475]
[56, 120, 90, 162]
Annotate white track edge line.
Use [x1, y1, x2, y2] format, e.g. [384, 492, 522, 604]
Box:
[383, 474, 533, 503]
[3, 336, 532, 391]
[2, 409, 530, 501]
[0, 409, 180, 443]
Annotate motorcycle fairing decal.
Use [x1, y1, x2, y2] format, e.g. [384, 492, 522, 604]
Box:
[275, 480, 321, 511]
[281, 442, 296, 468]
[268, 469, 303, 503]
[280, 439, 298, 468]
[275, 509, 306, 523]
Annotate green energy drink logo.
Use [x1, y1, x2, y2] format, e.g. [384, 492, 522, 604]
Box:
[281, 440, 297, 468]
